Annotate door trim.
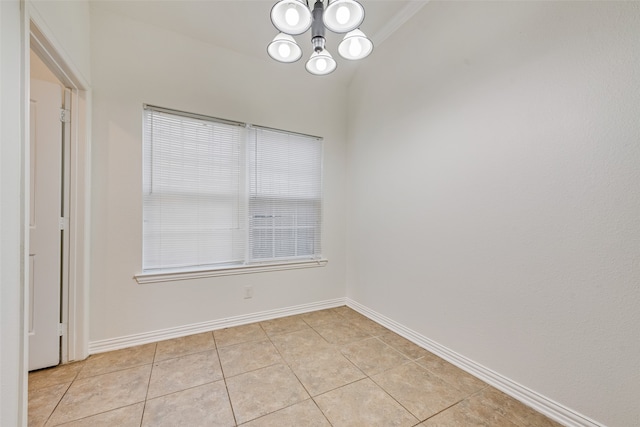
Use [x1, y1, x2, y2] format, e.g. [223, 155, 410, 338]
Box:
[25, 8, 91, 364]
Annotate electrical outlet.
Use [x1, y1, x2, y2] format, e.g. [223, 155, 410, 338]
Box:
[243, 285, 253, 299]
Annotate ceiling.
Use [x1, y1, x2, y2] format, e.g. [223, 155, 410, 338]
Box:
[92, 0, 427, 74]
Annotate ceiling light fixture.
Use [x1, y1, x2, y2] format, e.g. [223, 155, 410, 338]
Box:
[268, 0, 373, 76]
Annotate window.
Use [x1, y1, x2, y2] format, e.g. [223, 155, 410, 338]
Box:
[140, 105, 324, 280]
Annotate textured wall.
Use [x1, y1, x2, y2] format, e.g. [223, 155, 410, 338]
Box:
[347, 2, 640, 426]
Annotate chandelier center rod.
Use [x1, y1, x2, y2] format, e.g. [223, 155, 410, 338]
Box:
[311, 0, 326, 52]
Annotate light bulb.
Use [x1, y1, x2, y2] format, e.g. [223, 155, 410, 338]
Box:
[338, 29, 373, 60]
[336, 5, 350, 25]
[316, 58, 327, 72]
[285, 7, 300, 26]
[268, 33, 302, 63]
[278, 43, 291, 58]
[348, 38, 362, 57]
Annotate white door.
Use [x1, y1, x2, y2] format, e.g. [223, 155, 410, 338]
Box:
[29, 79, 63, 371]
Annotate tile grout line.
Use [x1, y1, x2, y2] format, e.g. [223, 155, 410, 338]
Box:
[48, 403, 144, 427]
[139, 342, 159, 427]
[260, 317, 337, 426]
[213, 330, 240, 426]
[261, 322, 316, 413]
[367, 371, 424, 424]
[308, 307, 423, 424]
[417, 385, 491, 424]
[413, 356, 490, 398]
[327, 309, 451, 425]
[34, 361, 87, 426]
[364, 328, 498, 418]
[300, 311, 376, 425]
[214, 321, 320, 424]
[219, 323, 293, 424]
[41, 380, 74, 427]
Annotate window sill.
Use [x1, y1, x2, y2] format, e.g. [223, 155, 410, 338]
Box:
[134, 258, 328, 284]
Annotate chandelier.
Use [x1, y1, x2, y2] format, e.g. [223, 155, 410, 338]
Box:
[268, 0, 374, 76]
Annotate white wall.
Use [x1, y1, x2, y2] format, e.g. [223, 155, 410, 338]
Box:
[1, 2, 27, 424]
[89, 7, 348, 342]
[347, 2, 640, 426]
[30, 0, 91, 83]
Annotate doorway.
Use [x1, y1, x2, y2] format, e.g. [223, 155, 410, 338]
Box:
[27, 20, 91, 368]
[28, 50, 68, 371]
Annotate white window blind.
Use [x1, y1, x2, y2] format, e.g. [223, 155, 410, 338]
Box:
[142, 105, 322, 273]
[248, 128, 323, 262]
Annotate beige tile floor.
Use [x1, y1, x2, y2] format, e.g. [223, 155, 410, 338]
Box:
[29, 307, 563, 427]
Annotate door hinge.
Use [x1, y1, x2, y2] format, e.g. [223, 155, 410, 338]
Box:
[60, 108, 71, 123]
[58, 323, 65, 337]
[59, 217, 69, 230]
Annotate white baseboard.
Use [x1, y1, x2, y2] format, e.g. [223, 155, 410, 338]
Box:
[88, 297, 346, 354]
[346, 298, 603, 427]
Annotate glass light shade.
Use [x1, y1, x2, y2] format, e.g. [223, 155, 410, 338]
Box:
[323, 0, 365, 33]
[305, 50, 337, 76]
[338, 29, 373, 60]
[271, 0, 312, 35]
[268, 33, 303, 63]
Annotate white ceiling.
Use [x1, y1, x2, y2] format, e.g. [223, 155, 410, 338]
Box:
[92, 0, 427, 71]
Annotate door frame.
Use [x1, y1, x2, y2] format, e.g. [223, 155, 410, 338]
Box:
[24, 6, 91, 365]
